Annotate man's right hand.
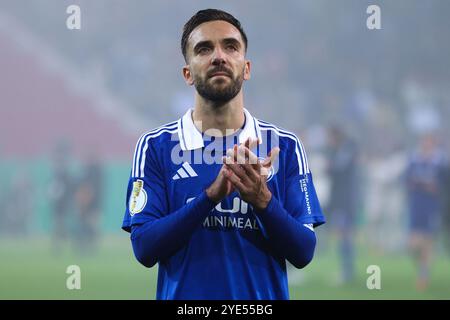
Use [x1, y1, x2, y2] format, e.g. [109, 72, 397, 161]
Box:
[206, 165, 235, 204]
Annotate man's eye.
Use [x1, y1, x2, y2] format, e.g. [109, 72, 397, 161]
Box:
[198, 47, 211, 54]
[226, 45, 237, 51]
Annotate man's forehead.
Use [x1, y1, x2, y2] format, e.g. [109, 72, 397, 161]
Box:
[188, 20, 243, 47]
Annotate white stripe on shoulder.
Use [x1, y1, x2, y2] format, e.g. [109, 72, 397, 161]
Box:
[132, 122, 178, 178]
[298, 139, 309, 173]
[136, 127, 178, 178]
[265, 122, 309, 173]
[132, 122, 178, 177]
[256, 120, 309, 175]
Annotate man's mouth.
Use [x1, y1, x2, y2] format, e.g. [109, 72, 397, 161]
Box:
[209, 71, 231, 78]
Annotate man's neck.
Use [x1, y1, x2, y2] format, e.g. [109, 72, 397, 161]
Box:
[192, 92, 245, 137]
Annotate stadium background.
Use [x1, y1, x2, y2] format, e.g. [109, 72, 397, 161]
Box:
[0, 0, 449, 299]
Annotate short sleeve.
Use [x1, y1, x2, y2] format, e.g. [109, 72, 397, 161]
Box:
[283, 137, 325, 228]
[122, 136, 168, 233]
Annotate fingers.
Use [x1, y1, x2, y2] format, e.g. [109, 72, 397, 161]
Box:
[223, 166, 246, 191]
[243, 137, 260, 150]
[225, 144, 261, 181]
[237, 144, 259, 166]
[226, 143, 257, 164]
[223, 156, 253, 185]
[259, 147, 279, 176]
[225, 148, 235, 162]
[224, 139, 279, 180]
[261, 147, 280, 167]
[236, 146, 261, 181]
[226, 137, 260, 164]
[227, 141, 259, 165]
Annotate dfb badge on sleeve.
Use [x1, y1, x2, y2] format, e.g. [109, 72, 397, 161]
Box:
[129, 179, 147, 216]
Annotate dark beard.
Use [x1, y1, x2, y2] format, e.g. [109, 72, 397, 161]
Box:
[194, 69, 244, 104]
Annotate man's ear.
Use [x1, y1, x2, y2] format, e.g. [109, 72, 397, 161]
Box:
[182, 65, 194, 86]
[244, 60, 251, 80]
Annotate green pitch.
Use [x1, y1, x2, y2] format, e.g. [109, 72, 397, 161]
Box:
[0, 235, 449, 300]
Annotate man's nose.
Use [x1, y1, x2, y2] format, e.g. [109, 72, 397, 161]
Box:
[211, 47, 226, 65]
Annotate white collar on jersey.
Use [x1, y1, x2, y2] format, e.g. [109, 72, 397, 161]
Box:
[177, 108, 262, 151]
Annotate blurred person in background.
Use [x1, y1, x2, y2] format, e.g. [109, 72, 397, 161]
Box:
[443, 159, 450, 256]
[74, 153, 103, 255]
[48, 141, 75, 255]
[0, 147, 4, 233]
[365, 138, 407, 254]
[405, 133, 446, 291]
[2, 170, 34, 236]
[325, 125, 359, 284]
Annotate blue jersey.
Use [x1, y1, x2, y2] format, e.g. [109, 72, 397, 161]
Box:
[122, 108, 325, 299]
[406, 150, 445, 232]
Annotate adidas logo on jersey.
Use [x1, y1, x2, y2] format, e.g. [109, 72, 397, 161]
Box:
[172, 162, 198, 180]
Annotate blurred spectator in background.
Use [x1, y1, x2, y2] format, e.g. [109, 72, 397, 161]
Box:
[48, 141, 75, 255]
[326, 125, 359, 284]
[405, 133, 446, 291]
[0, 148, 4, 233]
[443, 159, 450, 256]
[365, 140, 408, 254]
[2, 170, 34, 236]
[74, 153, 103, 255]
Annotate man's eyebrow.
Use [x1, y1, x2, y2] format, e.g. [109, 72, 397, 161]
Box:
[222, 37, 241, 47]
[193, 40, 213, 52]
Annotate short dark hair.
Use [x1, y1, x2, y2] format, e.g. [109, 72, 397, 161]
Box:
[181, 9, 248, 62]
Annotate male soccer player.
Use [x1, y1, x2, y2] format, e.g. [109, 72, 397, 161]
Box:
[122, 9, 325, 299]
[406, 133, 445, 291]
